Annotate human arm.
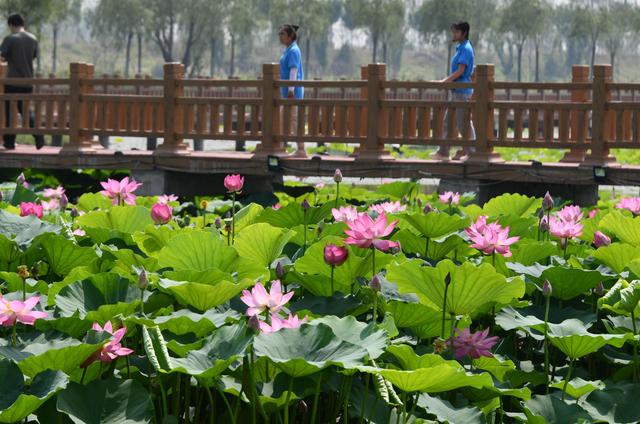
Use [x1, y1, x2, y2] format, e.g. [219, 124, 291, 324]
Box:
[0, 37, 9, 62]
[287, 67, 298, 98]
[440, 64, 466, 83]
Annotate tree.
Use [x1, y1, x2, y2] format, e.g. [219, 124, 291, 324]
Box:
[498, 0, 547, 81]
[600, 0, 633, 75]
[89, 0, 147, 76]
[343, 0, 405, 63]
[47, 0, 81, 74]
[226, 0, 259, 76]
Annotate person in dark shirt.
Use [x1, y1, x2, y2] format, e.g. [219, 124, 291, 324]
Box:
[0, 14, 44, 150]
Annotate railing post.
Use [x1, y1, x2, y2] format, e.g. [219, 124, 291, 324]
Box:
[61, 62, 94, 153]
[155, 62, 189, 155]
[254, 63, 285, 157]
[466, 64, 502, 163]
[356, 63, 390, 160]
[583, 64, 617, 166]
[560, 65, 589, 162]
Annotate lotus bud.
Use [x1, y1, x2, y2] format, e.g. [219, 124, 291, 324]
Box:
[537, 208, 545, 219]
[301, 199, 311, 211]
[138, 269, 148, 290]
[543, 191, 554, 211]
[370, 274, 382, 292]
[593, 231, 611, 248]
[417, 198, 423, 208]
[17, 265, 29, 280]
[16, 172, 25, 186]
[224, 221, 231, 233]
[595, 282, 605, 297]
[248, 315, 260, 332]
[70, 207, 79, 218]
[444, 272, 451, 286]
[539, 216, 549, 233]
[433, 338, 448, 354]
[423, 204, 434, 213]
[333, 168, 343, 183]
[324, 244, 349, 267]
[401, 195, 408, 204]
[214, 217, 222, 229]
[59, 193, 69, 209]
[542, 280, 552, 298]
[200, 200, 209, 210]
[275, 261, 286, 279]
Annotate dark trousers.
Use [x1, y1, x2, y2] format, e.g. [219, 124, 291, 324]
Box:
[4, 85, 45, 149]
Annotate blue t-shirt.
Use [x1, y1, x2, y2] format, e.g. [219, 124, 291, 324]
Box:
[451, 40, 474, 95]
[279, 41, 304, 99]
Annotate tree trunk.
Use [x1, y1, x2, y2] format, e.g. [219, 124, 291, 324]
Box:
[137, 32, 142, 75]
[517, 42, 524, 82]
[590, 39, 596, 75]
[305, 36, 311, 76]
[36, 26, 41, 73]
[382, 41, 388, 64]
[52, 25, 58, 74]
[446, 43, 452, 76]
[372, 31, 379, 63]
[535, 40, 540, 82]
[124, 31, 133, 77]
[210, 36, 216, 76]
[229, 34, 236, 77]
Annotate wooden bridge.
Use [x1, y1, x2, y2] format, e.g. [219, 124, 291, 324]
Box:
[1, 61, 639, 202]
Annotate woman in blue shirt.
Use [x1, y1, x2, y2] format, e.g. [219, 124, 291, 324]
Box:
[278, 24, 306, 157]
[431, 21, 476, 161]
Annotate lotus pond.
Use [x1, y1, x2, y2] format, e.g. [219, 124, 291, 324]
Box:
[1, 171, 640, 424]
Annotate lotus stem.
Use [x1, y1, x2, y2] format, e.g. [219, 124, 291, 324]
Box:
[11, 324, 16, 347]
[371, 246, 376, 276]
[303, 208, 308, 254]
[231, 192, 236, 245]
[358, 374, 370, 424]
[330, 266, 335, 295]
[284, 377, 294, 424]
[492, 252, 496, 267]
[159, 377, 169, 418]
[311, 374, 322, 424]
[632, 310, 638, 382]
[140, 288, 145, 316]
[80, 367, 87, 385]
[335, 181, 340, 208]
[425, 237, 430, 259]
[561, 358, 575, 401]
[220, 391, 235, 424]
[184, 377, 191, 424]
[441, 276, 451, 339]
[174, 374, 181, 418]
[205, 386, 215, 424]
[372, 291, 378, 324]
[22, 278, 25, 301]
[544, 295, 551, 392]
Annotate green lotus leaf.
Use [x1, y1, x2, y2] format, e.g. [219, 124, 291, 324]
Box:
[385, 301, 443, 328]
[128, 309, 238, 337]
[156, 230, 264, 280]
[524, 394, 592, 424]
[55, 273, 142, 322]
[76, 192, 112, 212]
[0, 332, 109, 377]
[0, 235, 23, 272]
[157, 278, 253, 311]
[416, 394, 484, 424]
[231, 203, 264, 232]
[398, 212, 470, 239]
[592, 243, 640, 273]
[253, 323, 369, 377]
[132, 224, 180, 256]
[142, 325, 173, 372]
[393, 230, 465, 261]
[547, 318, 630, 359]
[600, 210, 640, 246]
[549, 378, 604, 399]
[599, 280, 640, 315]
[99, 245, 158, 273]
[582, 382, 640, 423]
[375, 181, 418, 199]
[234, 223, 294, 268]
[256, 201, 333, 228]
[306, 315, 388, 359]
[34, 234, 98, 277]
[169, 323, 251, 379]
[0, 360, 68, 424]
[76, 205, 154, 234]
[509, 240, 557, 266]
[56, 378, 153, 424]
[386, 345, 450, 370]
[387, 259, 525, 315]
[9, 183, 37, 205]
[507, 263, 606, 300]
[358, 363, 493, 393]
[0, 210, 60, 247]
[482, 193, 541, 218]
[472, 355, 516, 382]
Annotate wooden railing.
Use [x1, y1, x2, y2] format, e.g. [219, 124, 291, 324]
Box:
[0, 61, 637, 165]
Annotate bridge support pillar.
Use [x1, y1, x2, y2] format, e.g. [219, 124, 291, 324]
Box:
[438, 178, 599, 206]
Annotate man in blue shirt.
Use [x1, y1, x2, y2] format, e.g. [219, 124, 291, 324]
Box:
[431, 21, 476, 161]
[278, 24, 306, 157]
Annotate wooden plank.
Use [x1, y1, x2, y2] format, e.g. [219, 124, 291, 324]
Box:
[528, 109, 538, 142]
[559, 109, 569, 142]
[498, 108, 508, 140]
[634, 110, 640, 144]
[616, 109, 624, 142]
[223, 104, 232, 135]
[296, 105, 305, 136]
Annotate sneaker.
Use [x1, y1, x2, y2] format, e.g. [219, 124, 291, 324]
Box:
[452, 149, 469, 160]
[35, 136, 45, 150]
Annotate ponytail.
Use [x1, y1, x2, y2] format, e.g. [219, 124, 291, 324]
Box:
[280, 24, 299, 41]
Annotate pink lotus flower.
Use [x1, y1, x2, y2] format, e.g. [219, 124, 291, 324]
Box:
[332, 206, 360, 223]
[100, 177, 142, 206]
[43, 186, 65, 199]
[240, 281, 294, 317]
[557, 205, 583, 223]
[258, 313, 308, 333]
[593, 231, 611, 247]
[451, 327, 499, 359]
[465, 216, 519, 257]
[0, 295, 47, 327]
[549, 216, 583, 239]
[151, 202, 172, 225]
[439, 191, 460, 205]
[344, 213, 399, 251]
[616, 197, 640, 216]
[19, 202, 43, 218]
[588, 209, 598, 219]
[72, 228, 86, 237]
[369, 201, 407, 215]
[157, 194, 178, 204]
[82, 321, 134, 366]
[324, 244, 349, 267]
[272, 203, 282, 210]
[41, 198, 60, 212]
[315, 182, 325, 190]
[16, 173, 28, 189]
[224, 174, 244, 193]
